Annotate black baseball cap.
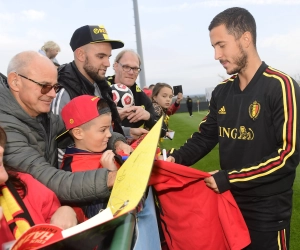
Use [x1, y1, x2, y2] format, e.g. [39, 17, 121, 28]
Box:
[70, 25, 124, 51]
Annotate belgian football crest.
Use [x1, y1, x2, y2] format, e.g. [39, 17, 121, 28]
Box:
[249, 101, 260, 120]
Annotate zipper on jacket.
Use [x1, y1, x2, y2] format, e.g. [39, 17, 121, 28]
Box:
[37, 115, 51, 161]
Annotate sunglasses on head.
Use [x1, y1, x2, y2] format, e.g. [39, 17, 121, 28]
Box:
[16, 73, 62, 94]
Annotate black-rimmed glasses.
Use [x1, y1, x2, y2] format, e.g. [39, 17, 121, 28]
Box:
[118, 62, 141, 74]
[17, 73, 62, 94]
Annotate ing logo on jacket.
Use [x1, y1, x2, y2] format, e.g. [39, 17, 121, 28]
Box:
[219, 126, 254, 140]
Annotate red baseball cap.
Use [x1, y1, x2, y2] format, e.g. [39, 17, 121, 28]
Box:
[57, 95, 110, 139]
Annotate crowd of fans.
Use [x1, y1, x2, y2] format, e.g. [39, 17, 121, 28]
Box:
[0, 7, 299, 250]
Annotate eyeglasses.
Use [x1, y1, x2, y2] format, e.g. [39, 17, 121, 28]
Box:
[118, 62, 141, 74]
[16, 73, 62, 94]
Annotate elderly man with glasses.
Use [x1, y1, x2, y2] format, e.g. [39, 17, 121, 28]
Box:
[107, 49, 160, 250]
[0, 51, 119, 205]
[107, 49, 157, 134]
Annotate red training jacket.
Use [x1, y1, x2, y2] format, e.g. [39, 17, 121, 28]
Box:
[149, 161, 251, 250]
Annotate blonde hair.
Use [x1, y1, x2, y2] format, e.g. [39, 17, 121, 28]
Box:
[41, 41, 61, 52]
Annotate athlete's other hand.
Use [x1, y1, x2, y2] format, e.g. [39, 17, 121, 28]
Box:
[166, 156, 175, 162]
[204, 171, 219, 193]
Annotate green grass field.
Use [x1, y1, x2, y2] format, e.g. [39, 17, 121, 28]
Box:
[160, 111, 299, 249]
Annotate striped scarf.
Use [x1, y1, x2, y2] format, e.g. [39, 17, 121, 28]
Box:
[0, 181, 33, 239]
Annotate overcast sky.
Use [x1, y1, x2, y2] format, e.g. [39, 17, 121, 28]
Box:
[0, 0, 299, 95]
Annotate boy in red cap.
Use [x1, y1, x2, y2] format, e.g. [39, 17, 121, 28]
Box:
[60, 95, 121, 222]
[60, 95, 161, 250]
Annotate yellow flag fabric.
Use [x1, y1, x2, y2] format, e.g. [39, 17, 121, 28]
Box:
[108, 116, 163, 215]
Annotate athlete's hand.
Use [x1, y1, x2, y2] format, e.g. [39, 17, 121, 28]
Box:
[101, 150, 118, 171]
[204, 171, 220, 193]
[208, 170, 219, 175]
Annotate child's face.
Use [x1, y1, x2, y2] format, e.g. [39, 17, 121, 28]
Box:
[79, 114, 112, 152]
[153, 87, 173, 109]
[0, 146, 8, 185]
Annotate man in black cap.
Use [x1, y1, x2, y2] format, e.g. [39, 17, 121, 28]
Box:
[52, 25, 132, 162]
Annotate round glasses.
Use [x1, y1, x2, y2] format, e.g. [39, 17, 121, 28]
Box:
[118, 62, 141, 74]
[17, 73, 62, 94]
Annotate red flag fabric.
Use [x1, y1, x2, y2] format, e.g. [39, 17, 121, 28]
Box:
[149, 161, 251, 250]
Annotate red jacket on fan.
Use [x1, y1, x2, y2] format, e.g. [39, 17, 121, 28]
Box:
[0, 173, 61, 246]
[60, 147, 124, 222]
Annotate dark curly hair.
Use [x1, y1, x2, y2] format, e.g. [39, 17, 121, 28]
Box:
[208, 7, 257, 48]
